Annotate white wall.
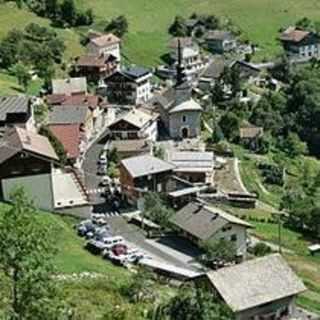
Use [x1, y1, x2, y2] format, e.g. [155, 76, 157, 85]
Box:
[2, 174, 54, 211]
[142, 120, 158, 141]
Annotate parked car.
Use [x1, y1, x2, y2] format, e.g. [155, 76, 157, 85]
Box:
[100, 176, 111, 187]
[98, 151, 108, 165]
[91, 213, 108, 226]
[77, 220, 95, 237]
[125, 248, 145, 264]
[97, 164, 107, 175]
[101, 236, 125, 254]
[85, 240, 106, 255]
[94, 227, 112, 241]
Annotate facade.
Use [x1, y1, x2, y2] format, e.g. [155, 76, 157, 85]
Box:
[280, 27, 320, 60]
[0, 96, 35, 134]
[52, 77, 87, 96]
[169, 37, 207, 79]
[196, 254, 306, 320]
[105, 67, 152, 105]
[169, 151, 214, 184]
[87, 33, 121, 62]
[239, 123, 264, 150]
[119, 155, 175, 203]
[75, 54, 119, 82]
[108, 108, 158, 141]
[170, 201, 252, 256]
[205, 30, 237, 54]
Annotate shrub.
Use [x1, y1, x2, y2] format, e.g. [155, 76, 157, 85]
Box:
[251, 242, 272, 257]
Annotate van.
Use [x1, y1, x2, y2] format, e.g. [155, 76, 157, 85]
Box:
[102, 236, 124, 251]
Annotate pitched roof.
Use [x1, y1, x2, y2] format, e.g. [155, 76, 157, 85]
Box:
[76, 54, 117, 67]
[46, 94, 101, 109]
[169, 151, 214, 172]
[205, 254, 306, 312]
[169, 98, 202, 114]
[48, 124, 82, 159]
[206, 30, 234, 41]
[0, 127, 58, 164]
[110, 139, 151, 153]
[0, 96, 30, 121]
[280, 27, 310, 42]
[170, 202, 251, 241]
[239, 125, 263, 139]
[169, 37, 195, 49]
[121, 155, 175, 178]
[123, 66, 151, 79]
[201, 57, 225, 79]
[89, 33, 121, 47]
[109, 108, 156, 130]
[48, 105, 88, 125]
[52, 77, 87, 95]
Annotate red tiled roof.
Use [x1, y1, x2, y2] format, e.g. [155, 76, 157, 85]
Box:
[76, 54, 117, 67]
[48, 124, 83, 159]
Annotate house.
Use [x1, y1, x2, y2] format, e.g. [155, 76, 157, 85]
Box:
[0, 96, 35, 135]
[239, 123, 263, 150]
[205, 30, 237, 54]
[195, 254, 307, 320]
[169, 201, 252, 256]
[169, 37, 207, 80]
[231, 60, 261, 83]
[152, 83, 202, 139]
[168, 151, 214, 184]
[0, 127, 89, 211]
[105, 66, 152, 105]
[107, 107, 158, 141]
[87, 33, 121, 62]
[46, 94, 108, 135]
[75, 54, 119, 82]
[52, 77, 87, 96]
[198, 57, 225, 92]
[119, 155, 175, 203]
[107, 139, 151, 159]
[279, 27, 320, 60]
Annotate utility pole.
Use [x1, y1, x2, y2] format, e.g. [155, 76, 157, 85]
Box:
[278, 213, 282, 254]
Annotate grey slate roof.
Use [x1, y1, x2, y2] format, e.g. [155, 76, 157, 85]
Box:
[170, 202, 251, 241]
[123, 66, 151, 79]
[206, 30, 234, 41]
[205, 254, 307, 312]
[168, 98, 202, 114]
[121, 155, 175, 178]
[0, 96, 29, 121]
[170, 151, 213, 172]
[201, 58, 225, 79]
[48, 105, 88, 124]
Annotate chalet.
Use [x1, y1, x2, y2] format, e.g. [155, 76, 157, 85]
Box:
[279, 27, 320, 60]
[0, 96, 35, 135]
[168, 151, 214, 184]
[119, 155, 175, 203]
[87, 33, 121, 62]
[205, 30, 237, 54]
[169, 201, 252, 256]
[169, 37, 207, 79]
[0, 127, 89, 211]
[52, 77, 87, 96]
[152, 83, 202, 139]
[105, 66, 152, 105]
[75, 54, 119, 82]
[231, 60, 261, 83]
[198, 57, 225, 92]
[107, 108, 158, 141]
[195, 254, 306, 320]
[239, 123, 263, 150]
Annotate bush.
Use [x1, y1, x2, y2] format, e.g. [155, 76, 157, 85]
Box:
[258, 162, 284, 186]
[251, 242, 272, 257]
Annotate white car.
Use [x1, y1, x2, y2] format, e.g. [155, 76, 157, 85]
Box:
[102, 236, 125, 252]
[98, 152, 107, 165]
[97, 164, 107, 175]
[100, 176, 111, 187]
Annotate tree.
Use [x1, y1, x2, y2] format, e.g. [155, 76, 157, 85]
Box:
[250, 242, 272, 257]
[143, 192, 174, 229]
[60, 0, 77, 26]
[211, 81, 224, 104]
[0, 189, 65, 319]
[219, 112, 240, 141]
[39, 126, 68, 165]
[283, 132, 308, 158]
[10, 62, 31, 92]
[168, 15, 188, 37]
[296, 17, 313, 30]
[151, 284, 234, 320]
[200, 238, 237, 267]
[105, 15, 128, 38]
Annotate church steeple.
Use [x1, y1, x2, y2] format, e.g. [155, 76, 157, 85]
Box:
[175, 38, 186, 86]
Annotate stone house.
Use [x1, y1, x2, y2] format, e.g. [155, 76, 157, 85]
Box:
[279, 27, 320, 60]
[239, 123, 264, 150]
[205, 30, 237, 54]
[87, 32, 121, 62]
[169, 201, 252, 256]
[51, 77, 87, 96]
[195, 254, 307, 320]
[105, 66, 152, 105]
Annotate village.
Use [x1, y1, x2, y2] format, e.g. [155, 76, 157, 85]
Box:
[1, 14, 320, 320]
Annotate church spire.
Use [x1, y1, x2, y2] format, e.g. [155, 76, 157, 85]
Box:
[176, 38, 186, 86]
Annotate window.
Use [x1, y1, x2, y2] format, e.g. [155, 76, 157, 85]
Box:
[230, 234, 237, 242]
[182, 115, 187, 123]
